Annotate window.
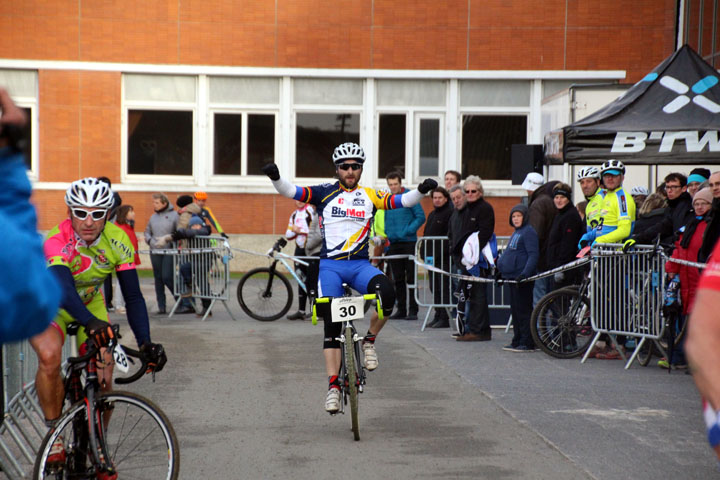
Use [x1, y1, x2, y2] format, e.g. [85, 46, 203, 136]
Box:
[124, 75, 196, 178]
[461, 115, 527, 180]
[417, 117, 441, 177]
[0, 70, 37, 174]
[295, 113, 360, 178]
[213, 113, 275, 175]
[127, 110, 193, 175]
[377, 114, 406, 178]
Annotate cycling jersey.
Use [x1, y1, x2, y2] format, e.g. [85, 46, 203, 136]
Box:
[594, 186, 636, 244]
[291, 181, 413, 260]
[585, 188, 606, 232]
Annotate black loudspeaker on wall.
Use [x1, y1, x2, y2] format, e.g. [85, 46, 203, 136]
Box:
[511, 144, 544, 185]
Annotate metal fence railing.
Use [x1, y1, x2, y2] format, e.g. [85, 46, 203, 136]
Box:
[169, 235, 236, 321]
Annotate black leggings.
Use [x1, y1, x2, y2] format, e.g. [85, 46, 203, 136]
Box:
[322, 274, 395, 349]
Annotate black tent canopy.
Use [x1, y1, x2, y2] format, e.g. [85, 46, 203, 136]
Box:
[545, 45, 720, 165]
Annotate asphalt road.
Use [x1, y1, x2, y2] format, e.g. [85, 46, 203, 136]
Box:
[105, 280, 716, 480]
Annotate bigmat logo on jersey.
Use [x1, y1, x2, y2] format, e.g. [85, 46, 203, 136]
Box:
[331, 206, 366, 219]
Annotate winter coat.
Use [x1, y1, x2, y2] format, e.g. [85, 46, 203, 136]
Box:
[528, 181, 559, 270]
[666, 216, 708, 314]
[497, 204, 539, 280]
[422, 201, 453, 266]
[546, 203, 584, 270]
[634, 192, 693, 245]
[632, 207, 667, 244]
[177, 202, 202, 230]
[448, 197, 495, 269]
[144, 204, 179, 249]
[384, 187, 426, 243]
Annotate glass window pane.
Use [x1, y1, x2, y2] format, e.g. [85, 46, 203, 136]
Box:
[378, 114, 406, 179]
[125, 75, 196, 102]
[461, 115, 527, 180]
[209, 77, 279, 104]
[376, 80, 446, 106]
[460, 80, 530, 107]
[213, 113, 242, 175]
[0, 70, 36, 98]
[21, 107, 31, 170]
[247, 114, 276, 175]
[419, 118, 440, 176]
[294, 79, 363, 105]
[296, 113, 359, 177]
[128, 110, 193, 175]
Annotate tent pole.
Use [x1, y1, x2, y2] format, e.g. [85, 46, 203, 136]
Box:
[676, 0, 686, 50]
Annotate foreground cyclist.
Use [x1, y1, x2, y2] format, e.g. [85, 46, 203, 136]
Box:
[262, 142, 436, 413]
[30, 177, 167, 475]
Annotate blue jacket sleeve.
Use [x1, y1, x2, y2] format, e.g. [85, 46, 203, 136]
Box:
[520, 227, 540, 278]
[406, 203, 426, 236]
[116, 269, 151, 346]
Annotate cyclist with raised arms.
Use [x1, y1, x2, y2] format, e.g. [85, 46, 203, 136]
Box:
[262, 142, 437, 413]
[30, 177, 167, 469]
[576, 166, 605, 233]
[579, 160, 635, 247]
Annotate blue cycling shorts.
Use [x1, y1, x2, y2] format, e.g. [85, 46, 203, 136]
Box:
[318, 259, 383, 298]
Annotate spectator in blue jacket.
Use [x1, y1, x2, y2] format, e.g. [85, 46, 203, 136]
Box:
[497, 204, 539, 352]
[385, 171, 426, 320]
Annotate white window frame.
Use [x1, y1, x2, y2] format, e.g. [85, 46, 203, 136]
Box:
[413, 113, 445, 183]
[207, 108, 279, 186]
[291, 106, 364, 184]
[457, 108, 530, 188]
[16, 101, 38, 179]
[121, 76, 199, 186]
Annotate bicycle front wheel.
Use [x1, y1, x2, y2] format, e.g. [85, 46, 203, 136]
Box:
[237, 267, 293, 321]
[345, 326, 360, 441]
[531, 287, 593, 359]
[34, 391, 179, 480]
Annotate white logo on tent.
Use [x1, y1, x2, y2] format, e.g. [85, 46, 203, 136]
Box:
[659, 75, 720, 114]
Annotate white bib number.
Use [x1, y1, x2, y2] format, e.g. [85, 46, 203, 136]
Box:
[113, 344, 130, 373]
[330, 296, 365, 323]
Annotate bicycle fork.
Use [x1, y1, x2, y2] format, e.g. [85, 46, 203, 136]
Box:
[84, 360, 116, 476]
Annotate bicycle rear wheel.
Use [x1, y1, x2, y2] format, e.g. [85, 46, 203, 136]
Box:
[531, 287, 593, 359]
[345, 326, 360, 441]
[34, 391, 179, 480]
[237, 267, 293, 321]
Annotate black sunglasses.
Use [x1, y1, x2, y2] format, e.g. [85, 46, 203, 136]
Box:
[337, 163, 362, 171]
[464, 189, 479, 194]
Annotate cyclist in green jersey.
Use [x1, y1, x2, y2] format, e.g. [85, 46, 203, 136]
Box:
[576, 166, 604, 233]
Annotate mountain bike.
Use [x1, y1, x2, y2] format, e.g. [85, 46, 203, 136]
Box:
[33, 323, 179, 479]
[312, 284, 382, 441]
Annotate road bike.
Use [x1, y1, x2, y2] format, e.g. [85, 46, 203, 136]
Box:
[33, 323, 179, 479]
[238, 238, 370, 321]
[312, 284, 382, 441]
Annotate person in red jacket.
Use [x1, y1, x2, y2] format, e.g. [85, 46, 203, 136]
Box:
[113, 205, 141, 314]
[663, 187, 712, 369]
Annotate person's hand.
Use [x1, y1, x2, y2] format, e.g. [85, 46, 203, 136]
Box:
[261, 163, 280, 181]
[622, 238, 636, 253]
[418, 178, 438, 194]
[554, 272, 565, 283]
[140, 342, 167, 373]
[516, 274, 527, 282]
[578, 232, 596, 249]
[86, 317, 115, 349]
[171, 230, 184, 241]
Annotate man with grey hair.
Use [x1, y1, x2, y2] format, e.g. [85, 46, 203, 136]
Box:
[448, 176, 495, 341]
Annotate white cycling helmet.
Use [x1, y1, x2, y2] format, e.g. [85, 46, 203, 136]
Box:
[65, 177, 114, 209]
[600, 159, 626, 176]
[332, 142, 365, 164]
[576, 166, 600, 181]
[630, 186, 649, 196]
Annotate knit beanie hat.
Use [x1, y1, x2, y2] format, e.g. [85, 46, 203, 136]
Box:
[688, 168, 711, 184]
[693, 187, 713, 206]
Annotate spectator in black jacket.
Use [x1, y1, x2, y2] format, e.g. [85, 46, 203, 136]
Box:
[632, 173, 693, 248]
[546, 183, 585, 289]
[423, 187, 453, 328]
[699, 171, 720, 263]
[450, 176, 495, 342]
[633, 193, 668, 242]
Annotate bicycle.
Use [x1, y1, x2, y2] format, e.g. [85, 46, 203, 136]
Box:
[238, 238, 370, 321]
[33, 323, 179, 479]
[312, 283, 382, 441]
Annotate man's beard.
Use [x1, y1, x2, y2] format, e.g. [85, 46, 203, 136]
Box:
[339, 176, 358, 189]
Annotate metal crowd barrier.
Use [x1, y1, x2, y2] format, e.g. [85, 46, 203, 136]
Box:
[414, 236, 511, 331]
[585, 243, 665, 369]
[0, 341, 73, 478]
[170, 235, 236, 321]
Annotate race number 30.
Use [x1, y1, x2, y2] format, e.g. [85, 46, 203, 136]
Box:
[331, 296, 365, 323]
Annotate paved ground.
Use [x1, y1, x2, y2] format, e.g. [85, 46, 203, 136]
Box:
[104, 279, 717, 479]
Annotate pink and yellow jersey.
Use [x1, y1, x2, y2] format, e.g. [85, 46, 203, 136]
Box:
[44, 219, 136, 304]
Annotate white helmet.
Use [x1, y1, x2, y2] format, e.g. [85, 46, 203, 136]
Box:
[332, 142, 365, 164]
[600, 159, 626, 176]
[630, 186, 649, 196]
[576, 166, 600, 181]
[65, 177, 114, 209]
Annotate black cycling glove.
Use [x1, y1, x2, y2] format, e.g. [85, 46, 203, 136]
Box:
[86, 317, 115, 349]
[261, 163, 280, 181]
[140, 342, 168, 373]
[418, 178, 438, 194]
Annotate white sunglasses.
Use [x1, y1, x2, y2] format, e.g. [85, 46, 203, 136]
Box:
[71, 208, 108, 221]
